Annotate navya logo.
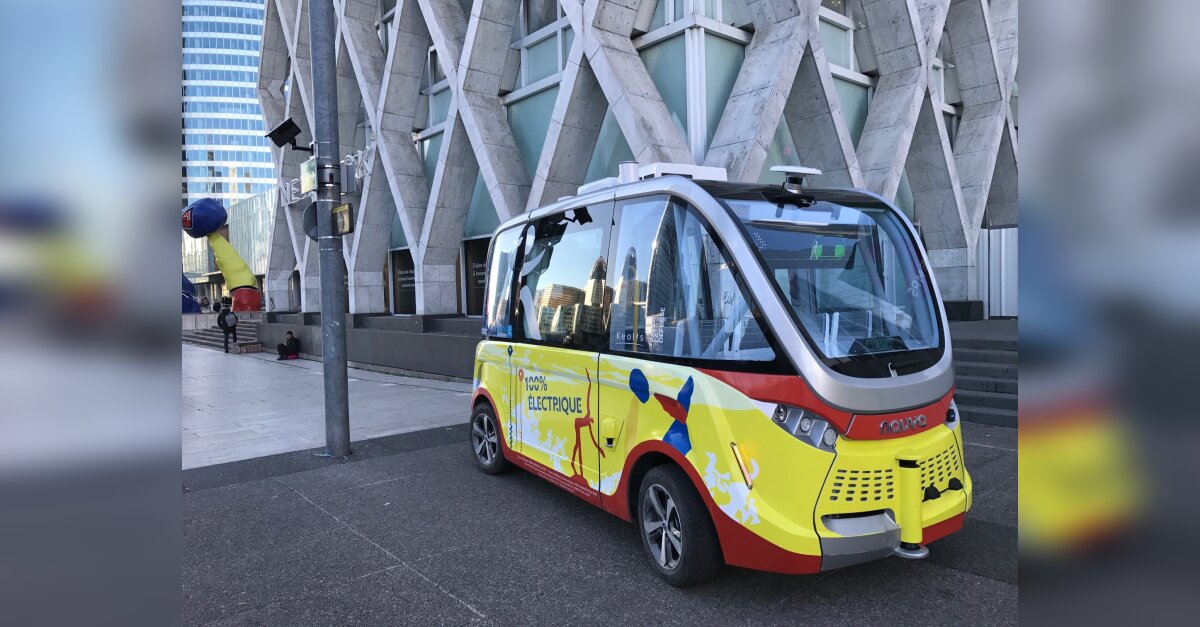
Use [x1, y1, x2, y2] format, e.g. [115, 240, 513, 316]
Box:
[880, 414, 927, 435]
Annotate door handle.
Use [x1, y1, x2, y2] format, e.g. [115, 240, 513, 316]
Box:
[601, 416, 617, 448]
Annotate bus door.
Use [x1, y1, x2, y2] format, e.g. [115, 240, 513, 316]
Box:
[597, 196, 781, 506]
[513, 203, 613, 499]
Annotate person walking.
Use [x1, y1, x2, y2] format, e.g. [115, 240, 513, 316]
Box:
[216, 297, 239, 353]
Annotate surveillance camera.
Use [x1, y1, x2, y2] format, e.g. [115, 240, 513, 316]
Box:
[265, 118, 310, 151]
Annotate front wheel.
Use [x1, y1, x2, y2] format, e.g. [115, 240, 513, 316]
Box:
[469, 404, 511, 475]
[637, 465, 722, 586]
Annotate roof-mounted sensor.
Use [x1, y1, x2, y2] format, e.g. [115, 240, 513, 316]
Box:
[771, 165, 823, 193]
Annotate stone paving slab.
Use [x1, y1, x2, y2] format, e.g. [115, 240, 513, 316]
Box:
[182, 344, 471, 469]
[183, 422, 1017, 625]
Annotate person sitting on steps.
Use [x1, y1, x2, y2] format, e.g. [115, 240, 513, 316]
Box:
[276, 331, 300, 360]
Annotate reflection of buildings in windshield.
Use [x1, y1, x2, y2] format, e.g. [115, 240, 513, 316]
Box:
[534, 256, 610, 343]
[609, 220, 770, 358]
[611, 247, 648, 350]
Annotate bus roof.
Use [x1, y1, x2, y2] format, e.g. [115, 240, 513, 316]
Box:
[693, 180, 892, 208]
[499, 177, 897, 235]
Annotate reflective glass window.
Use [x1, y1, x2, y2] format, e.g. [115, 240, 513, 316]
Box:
[583, 107, 634, 183]
[524, 0, 557, 35]
[704, 33, 743, 152]
[523, 35, 559, 84]
[833, 78, 869, 147]
[518, 205, 612, 348]
[507, 86, 558, 179]
[429, 88, 451, 127]
[640, 35, 687, 139]
[608, 196, 774, 361]
[419, 134, 442, 186]
[726, 197, 939, 361]
[485, 228, 521, 337]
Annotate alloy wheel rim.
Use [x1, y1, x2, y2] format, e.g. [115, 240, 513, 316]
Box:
[642, 484, 682, 570]
[471, 412, 499, 465]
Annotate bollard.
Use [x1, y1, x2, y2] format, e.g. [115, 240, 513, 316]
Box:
[893, 452, 929, 559]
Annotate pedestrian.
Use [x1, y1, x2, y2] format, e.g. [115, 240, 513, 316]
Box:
[276, 331, 300, 361]
[217, 296, 238, 353]
[199, 295, 210, 310]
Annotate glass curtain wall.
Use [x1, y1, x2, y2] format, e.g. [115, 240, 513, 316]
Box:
[181, 0, 274, 208]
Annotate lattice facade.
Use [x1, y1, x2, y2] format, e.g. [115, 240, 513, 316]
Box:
[258, 0, 1017, 314]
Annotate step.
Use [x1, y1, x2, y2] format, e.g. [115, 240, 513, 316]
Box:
[956, 389, 1017, 411]
[958, 404, 1017, 428]
[203, 324, 258, 334]
[189, 329, 258, 341]
[951, 336, 1018, 352]
[954, 361, 1018, 380]
[952, 347, 1018, 365]
[183, 337, 225, 350]
[184, 332, 257, 343]
[183, 337, 260, 354]
[955, 375, 1017, 394]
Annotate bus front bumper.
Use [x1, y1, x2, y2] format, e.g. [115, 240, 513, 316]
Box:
[817, 492, 969, 571]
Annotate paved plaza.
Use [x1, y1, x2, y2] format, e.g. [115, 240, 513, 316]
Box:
[182, 334, 1016, 625]
[182, 344, 470, 469]
[182, 422, 1016, 625]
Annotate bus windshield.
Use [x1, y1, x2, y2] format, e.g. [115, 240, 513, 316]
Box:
[722, 197, 941, 368]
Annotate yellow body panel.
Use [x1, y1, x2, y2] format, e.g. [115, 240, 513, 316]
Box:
[815, 427, 971, 537]
[474, 340, 970, 562]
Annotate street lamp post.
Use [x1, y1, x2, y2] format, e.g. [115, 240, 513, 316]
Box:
[309, 0, 351, 457]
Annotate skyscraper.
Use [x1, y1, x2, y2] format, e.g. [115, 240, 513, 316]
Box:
[181, 0, 275, 209]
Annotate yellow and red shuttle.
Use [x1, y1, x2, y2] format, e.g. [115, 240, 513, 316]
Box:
[470, 164, 970, 586]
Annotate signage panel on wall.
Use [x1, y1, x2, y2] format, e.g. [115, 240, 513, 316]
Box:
[391, 250, 415, 314]
[464, 238, 490, 316]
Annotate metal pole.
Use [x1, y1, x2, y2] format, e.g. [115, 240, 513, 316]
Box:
[309, 0, 351, 457]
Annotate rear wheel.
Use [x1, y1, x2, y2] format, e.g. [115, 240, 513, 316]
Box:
[637, 465, 722, 586]
[469, 404, 511, 475]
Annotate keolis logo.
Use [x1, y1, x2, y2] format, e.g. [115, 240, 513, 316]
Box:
[880, 414, 927, 435]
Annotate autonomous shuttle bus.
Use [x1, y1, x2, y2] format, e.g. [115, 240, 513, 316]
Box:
[469, 163, 969, 586]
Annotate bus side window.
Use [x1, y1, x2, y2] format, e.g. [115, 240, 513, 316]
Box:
[483, 227, 521, 339]
[517, 205, 612, 349]
[607, 196, 775, 362]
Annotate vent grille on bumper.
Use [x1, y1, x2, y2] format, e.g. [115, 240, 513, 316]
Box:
[920, 444, 962, 491]
[826, 443, 962, 503]
[829, 468, 895, 503]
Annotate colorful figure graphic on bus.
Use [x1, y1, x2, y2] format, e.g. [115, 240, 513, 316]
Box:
[569, 370, 604, 478]
[182, 198, 262, 312]
[629, 368, 694, 456]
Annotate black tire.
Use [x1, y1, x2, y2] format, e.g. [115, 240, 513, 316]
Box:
[469, 403, 511, 475]
[637, 464, 722, 586]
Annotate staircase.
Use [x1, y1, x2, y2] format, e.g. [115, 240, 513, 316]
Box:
[183, 323, 262, 354]
[951, 322, 1017, 428]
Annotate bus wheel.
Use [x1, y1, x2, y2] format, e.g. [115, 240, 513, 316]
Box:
[469, 404, 510, 475]
[638, 465, 721, 586]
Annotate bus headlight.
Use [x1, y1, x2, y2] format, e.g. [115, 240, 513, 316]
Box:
[946, 399, 960, 430]
[759, 403, 838, 452]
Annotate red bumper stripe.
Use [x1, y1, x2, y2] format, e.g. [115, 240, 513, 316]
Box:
[923, 513, 965, 545]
